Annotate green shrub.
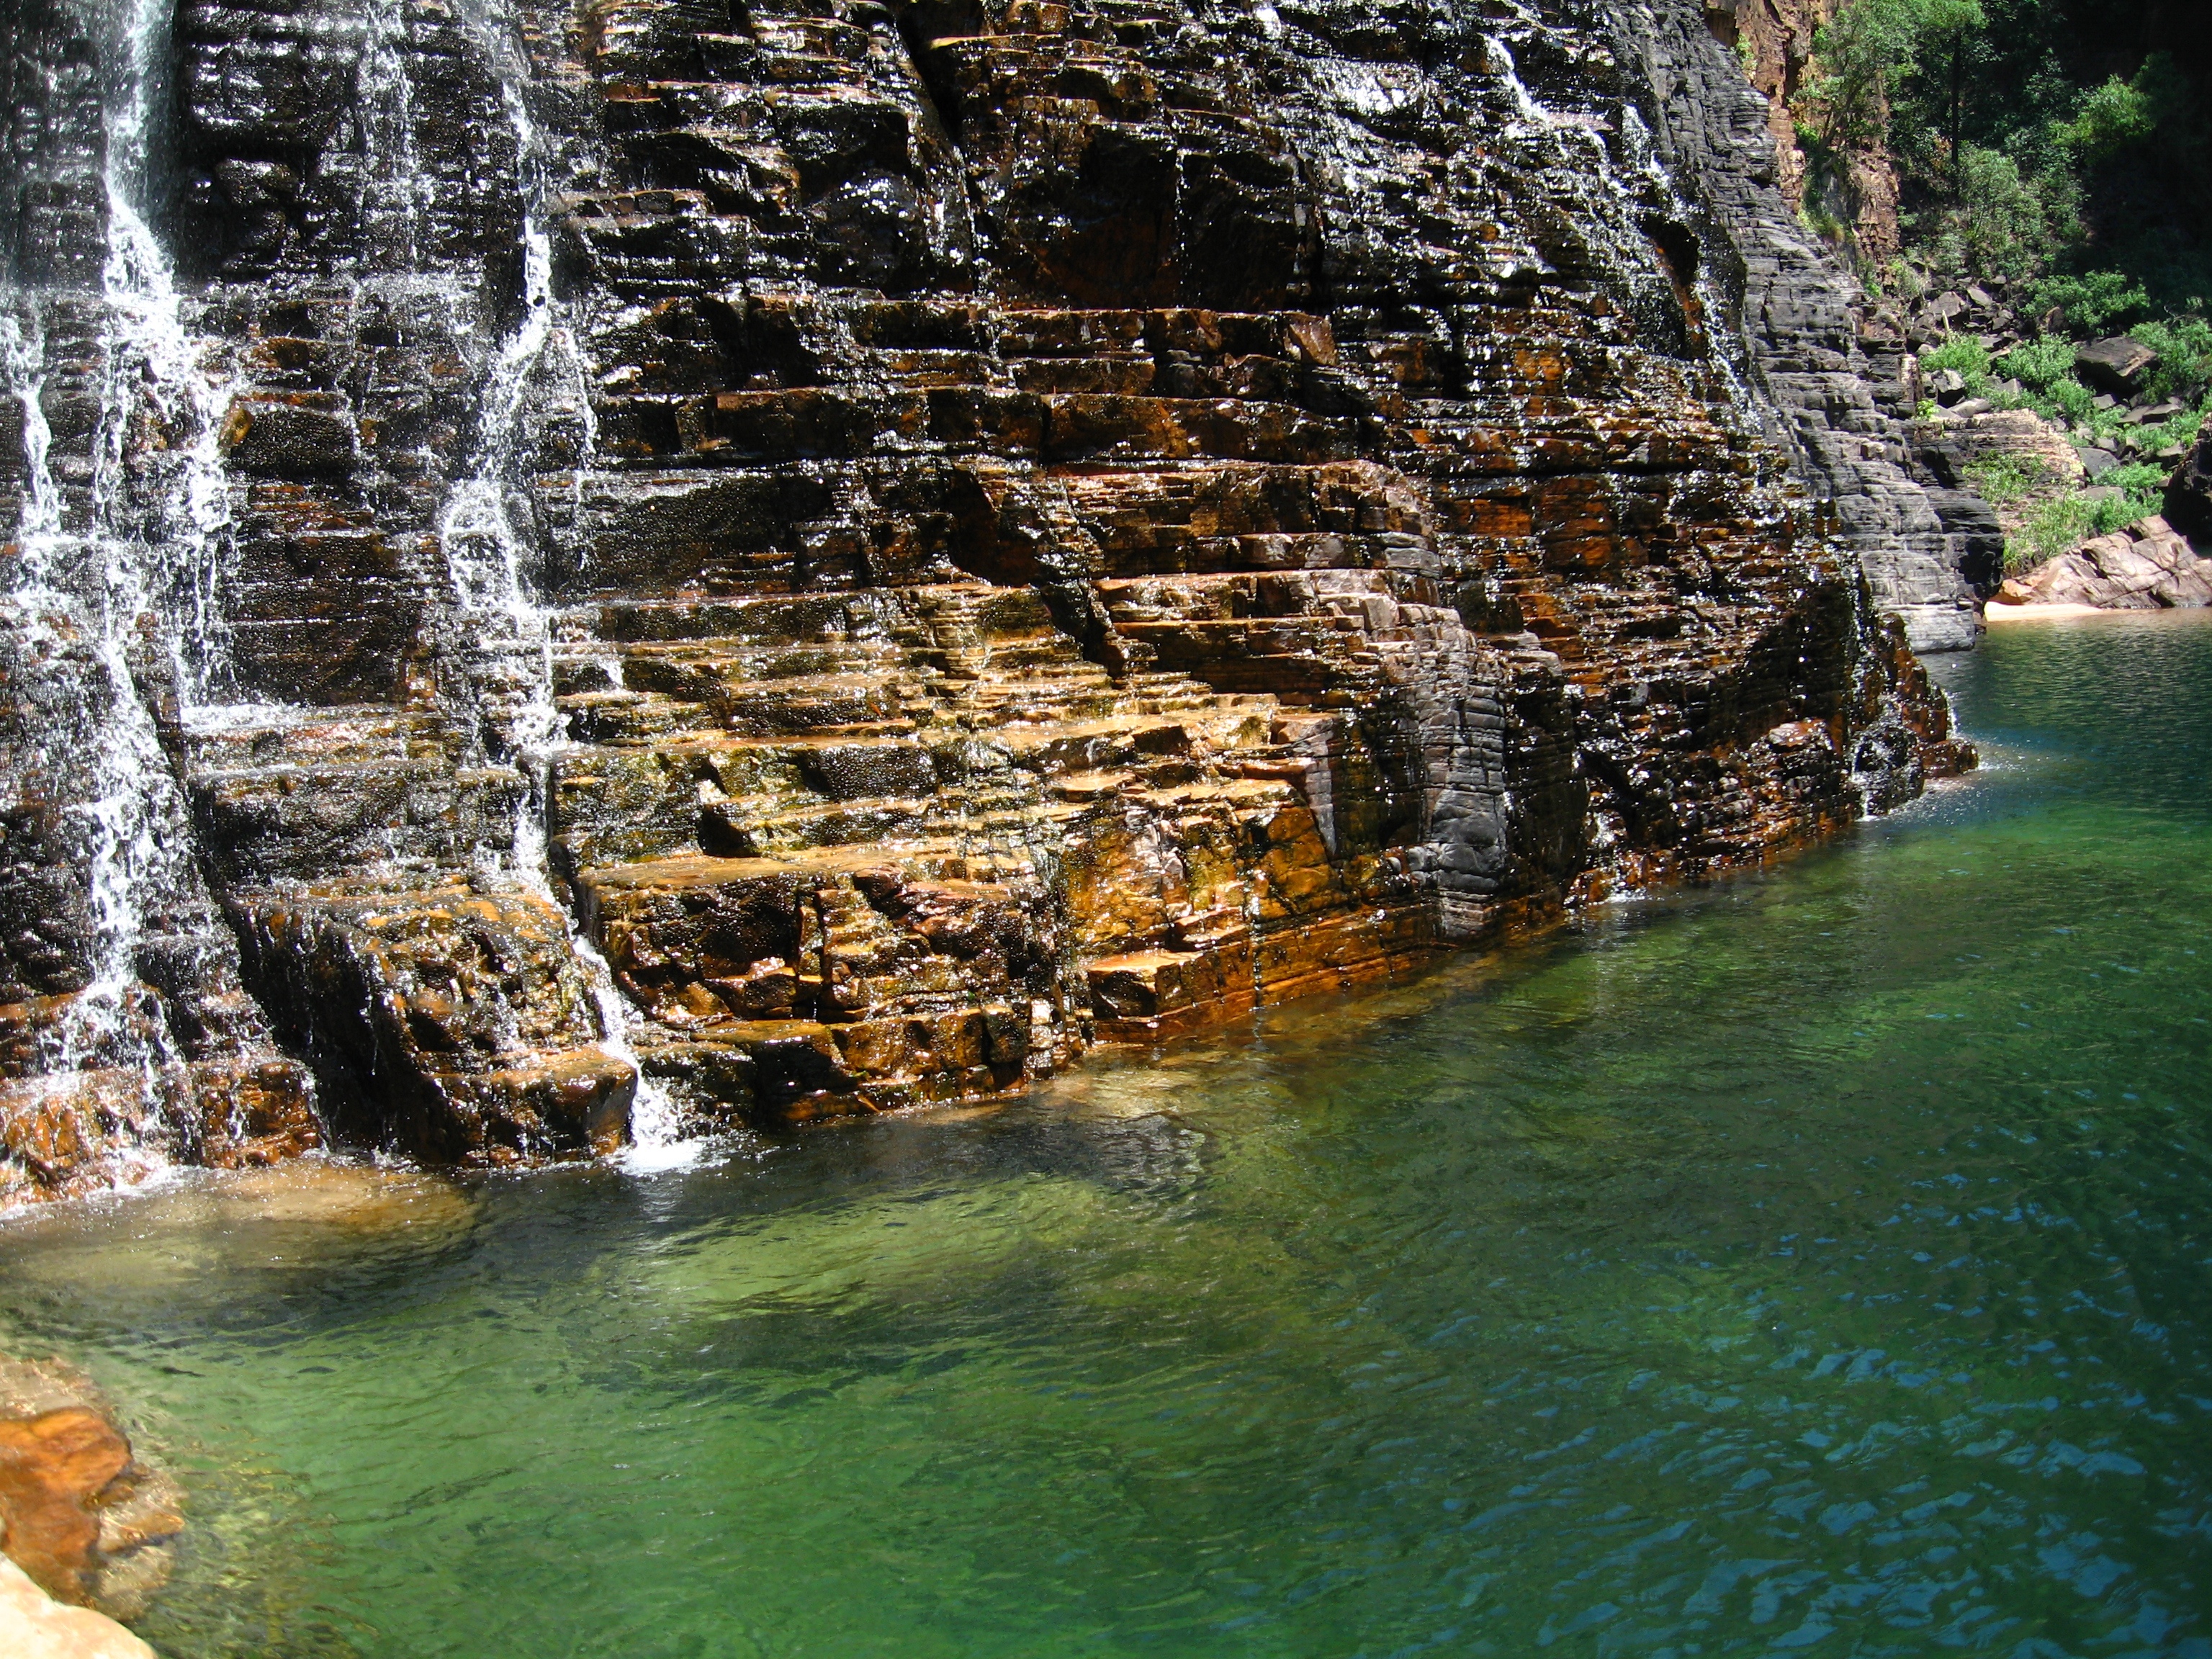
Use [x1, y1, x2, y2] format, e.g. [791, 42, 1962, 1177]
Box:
[1995, 334, 2074, 392]
[2054, 73, 2162, 163]
[2008, 493, 2093, 574]
[2128, 317, 2212, 406]
[2046, 375, 2096, 428]
[1800, 0, 1985, 148]
[1920, 336, 1987, 377]
[2089, 462, 2170, 535]
[2135, 405, 2207, 457]
[2027, 271, 2151, 334]
[1921, 335, 1993, 400]
[1962, 451, 2046, 505]
[2008, 465, 2174, 573]
[1961, 148, 2068, 279]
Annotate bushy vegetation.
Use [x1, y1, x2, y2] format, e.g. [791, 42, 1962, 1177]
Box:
[2008, 495, 2097, 572]
[1962, 451, 2047, 505]
[2026, 271, 2148, 333]
[1784, 4, 2210, 577]
[2094, 461, 2172, 526]
[1990, 461, 2168, 575]
[1794, 1, 2212, 314]
[2128, 315, 2212, 405]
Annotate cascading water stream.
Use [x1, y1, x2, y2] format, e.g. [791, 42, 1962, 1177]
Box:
[0, 0, 254, 1164]
[435, 6, 691, 1164]
[97, 0, 246, 713]
[358, 0, 426, 274]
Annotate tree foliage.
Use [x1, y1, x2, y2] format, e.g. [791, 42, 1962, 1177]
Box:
[1795, 0, 2212, 318]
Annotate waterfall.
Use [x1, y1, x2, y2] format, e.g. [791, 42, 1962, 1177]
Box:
[0, 0, 246, 1161]
[358, 0, 426, 273]
[99, 0, 245, 711]
[434, 6, 691, 1164]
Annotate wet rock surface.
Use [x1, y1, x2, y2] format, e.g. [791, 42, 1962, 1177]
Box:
[1, 0, 1973, 1189]
[0, 1358, 181, 1623]
[2164, 426, 2212, 543]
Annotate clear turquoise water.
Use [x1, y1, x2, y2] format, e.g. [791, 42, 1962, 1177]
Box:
[4, 613, 2211, 1658]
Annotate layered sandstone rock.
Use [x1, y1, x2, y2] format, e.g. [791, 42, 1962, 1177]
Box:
[0, 0, 1974, 1187]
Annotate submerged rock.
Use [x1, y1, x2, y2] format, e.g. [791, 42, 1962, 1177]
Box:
[0, 0, 1979, 1186]
[0, 1359, 181, 1624]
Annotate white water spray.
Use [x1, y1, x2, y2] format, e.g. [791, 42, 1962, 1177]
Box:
[435, 16, 690, 1165]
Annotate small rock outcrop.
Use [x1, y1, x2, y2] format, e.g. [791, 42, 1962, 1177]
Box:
[1, 0, 1977, 1192]
[1997, 516, 2212, 610]
[2164, 427, 2212, 541]
[2074, 336, 2160, 398]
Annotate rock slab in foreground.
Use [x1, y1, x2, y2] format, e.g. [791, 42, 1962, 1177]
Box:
[0, 1557, 156, 1659]
[1998, 516, 2212, 611]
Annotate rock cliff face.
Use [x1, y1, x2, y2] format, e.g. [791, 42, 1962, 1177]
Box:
[0, 0, 1973, 1200]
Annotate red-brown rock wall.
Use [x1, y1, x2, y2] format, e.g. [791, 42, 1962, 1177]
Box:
[0, 0, 1972, 1197]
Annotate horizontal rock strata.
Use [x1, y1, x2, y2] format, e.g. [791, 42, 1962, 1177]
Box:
[1, 0, 1972, 1191]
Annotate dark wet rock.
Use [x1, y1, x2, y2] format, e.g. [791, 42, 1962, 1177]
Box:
[0, 0, 1977, 1186]
[1612, 0, 1984, 651]
[2164, 427, 2212, 542]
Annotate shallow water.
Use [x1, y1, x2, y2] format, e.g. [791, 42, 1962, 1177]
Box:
[5, 613, 2211, 1658]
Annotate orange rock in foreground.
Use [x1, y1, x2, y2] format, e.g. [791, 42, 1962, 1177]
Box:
[0, 1360, 181, 1622]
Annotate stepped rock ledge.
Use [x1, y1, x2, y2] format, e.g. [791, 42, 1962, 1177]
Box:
[1, 0, 1979, 1202]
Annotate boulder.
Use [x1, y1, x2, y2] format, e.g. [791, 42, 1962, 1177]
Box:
[1998, 516, 2212, 609]
[2074, 336, 2159, 396]
[0, 1359, 180, 1622]
[2163, 426, 2212, 541]
[0, 1557, 155, 1659]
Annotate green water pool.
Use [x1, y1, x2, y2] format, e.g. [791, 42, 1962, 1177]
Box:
[4, 612, 2211, 1658]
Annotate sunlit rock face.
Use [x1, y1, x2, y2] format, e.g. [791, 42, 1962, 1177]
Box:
[0, 0, 1975, 1195]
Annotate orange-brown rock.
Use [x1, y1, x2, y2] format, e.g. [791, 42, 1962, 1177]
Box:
[0, 1359, 181, 1622]
[0, 0, 1982, 1184]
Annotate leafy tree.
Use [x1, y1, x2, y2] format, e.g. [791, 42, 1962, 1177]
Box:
[1801, 0, 1987, 150]
[1792, 2, 2211, 310]
[2027, 270, 2149, 332]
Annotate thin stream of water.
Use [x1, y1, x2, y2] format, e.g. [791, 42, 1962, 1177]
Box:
[432, 5, 683, 1156]
[0, 0, 242, 1120]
